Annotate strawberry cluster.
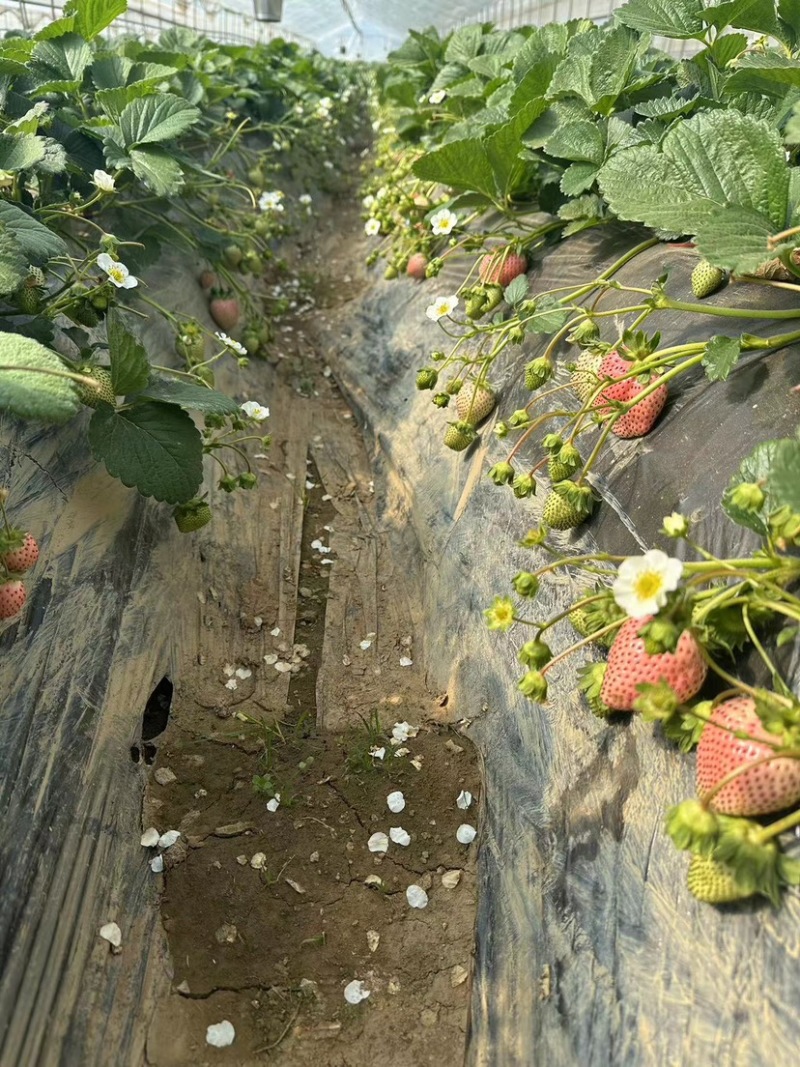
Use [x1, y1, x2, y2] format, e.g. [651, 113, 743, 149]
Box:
[0, 491, 39, 621]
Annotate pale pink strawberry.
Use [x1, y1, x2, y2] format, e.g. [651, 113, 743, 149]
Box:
[600, 615, 707, 711]
[479, 249, 527, 287]
[406, 253, 428, 280]
[593, 351, 668, 439]
[0, 579, 26, 619]
[696, 697, 800, 816]
[2, 532, 39, 574]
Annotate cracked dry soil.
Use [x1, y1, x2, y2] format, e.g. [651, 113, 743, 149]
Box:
[144, 195, 480, 1066]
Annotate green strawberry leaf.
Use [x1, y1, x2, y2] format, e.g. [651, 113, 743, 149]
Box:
[28, 34, 92, 93]
[0, 333, 80, 424]
[560, 161, 598, 196]
[64, 0, 128, 40]
[118, 94, 201, 148]
[128, 146, 185, 196]
[614, 0, 705, 38]
[702, 0, 782, 36]
[701, 335, 741, 381]
[526, 294, 572, 333]
[598, 110, 790, 239]
[767, 438, 800, 513]
[694, 204, 785, 273]
[545, 120, 605, 163]
[721, 437, 800, 533]
[0, 133, 47, 172]
[0, 201, 68, 264]
[0, 219, 28, 296]
[106, 310, 150, 395]
[503, 275, 529, 306]
[138, 375, 241, 415]
[88, 400, 203, 503]
[726, 52, 800, 97]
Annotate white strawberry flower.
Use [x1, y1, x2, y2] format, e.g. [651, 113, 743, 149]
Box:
[429, 89, 447, 104]
[92, 169, 116, 193]
[215, 331, 246, 355]
[426, 294, 459, 321]
[364, 217, 381, 236]
[430, 208, 458, 235]
[240, 400, 270, 421]
[97, 252, 137, 289]
[612, 549, 683, 619]
[362, 194, 375, 209]
[299, 193, 312, 205]
[258, 190, 285, 212]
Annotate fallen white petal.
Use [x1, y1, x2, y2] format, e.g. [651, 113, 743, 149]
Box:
[274, 661, 293, 673]
[250, 852, 267, 869]
[399, 656, 413, 667]
[206, 1021, 235, 1047]
[457, 790, 473, 810]
[387, 790, 405, 813]
[344, 979, 371, 1004]
[457, 824, 477, 845]
[99, 922, 122, 948]
[271, 627, 281, 636]
[224, 678, 238, 690]
[406, 885, 429, 909]
[359, 639, 373, 650]
[266, 796, 280, 812]
[223, 664, 235, 677]
[264, 653, 279, 665]
[235, 667, 252, 680]
[442, 869, 462, 889]
[140, 827, 160, 848]
[410, 758, 423, 771]
[389, 826, 410, 846]
[367, 832, 389, 854]
[150, 855, 164, 873]
[394, 747, 410, 758]
[366, 929, 380, 952]
[369, 746, 386, 760]
[158, 830, 181, 849]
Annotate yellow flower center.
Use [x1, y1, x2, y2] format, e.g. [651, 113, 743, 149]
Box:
[109, 265, 125, 282]
[634, 570, 663, 600]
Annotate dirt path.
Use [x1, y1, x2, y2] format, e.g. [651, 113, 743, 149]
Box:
[143, 196, 480, 1066]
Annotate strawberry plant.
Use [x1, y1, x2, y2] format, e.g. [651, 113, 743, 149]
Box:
[485, 432, 800, 905]
[0, 0, 369, 529]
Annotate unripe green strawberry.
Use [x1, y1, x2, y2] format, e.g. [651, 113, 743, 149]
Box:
[686, 855, 750, 904]
[691, 260, 726, 299]
[71, 301, 101, 327]
[76, 364, 115, 407]
[455, 384, 496, 424]
[542, 483, 594, 530]
[15, 285, 41, 315]
[416, 368, 438, 390]
[384, 264, 398, 280]
[193, 365, 215, 386]
[222, 244, 243, 268]
[173, 499, 212, 533]
[568, 607, 614, 648]
[481, 284, 504, 315]
[465, 293, 487, 319]
[242, 331, 262, 356]
[525, 357, 552, 391]
[444, 421, 476, 452]
[570, 348, 604, 404]
[548, 456, 573, 483]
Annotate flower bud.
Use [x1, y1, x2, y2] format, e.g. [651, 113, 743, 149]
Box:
[488, 461, 515, 486]
[433, 393, 450, 408]
[542, 433, 563, 454]
[493, 421, 509, 438]
[512, 572, 540, 598]
[567, 318, 599, 344]
[729, 481, 765, 512]
[661, 512, 690, 538]
[518, 670, 548, 702]
[416, 367, 438, 390]
[512, 474, 535, 498]
[518, 638, 551, 667]
[508, 409, 531, 428]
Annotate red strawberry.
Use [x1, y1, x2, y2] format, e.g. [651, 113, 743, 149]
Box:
[406, 253, 428, 280]
[600, 615, 707, 712]
[593, 350, 668, 439]
[0, 579, 26, 619]
[2, 532, 39, 574]
[209, 293, 240, 331]
[199, 270, 217, 290]
[479, 248, 527, 288]
[696, 697, 800, 816]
